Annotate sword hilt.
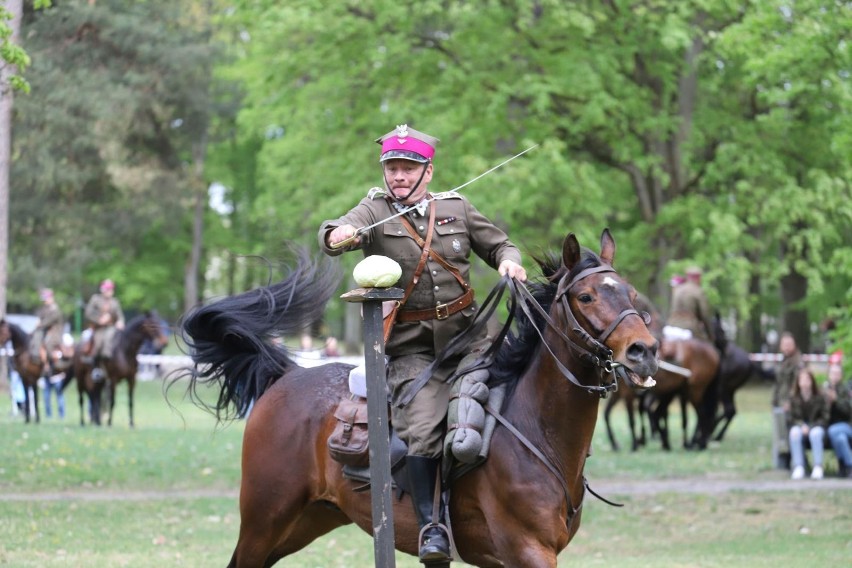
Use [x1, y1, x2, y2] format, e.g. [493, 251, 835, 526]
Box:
[329, 232, 361, 250]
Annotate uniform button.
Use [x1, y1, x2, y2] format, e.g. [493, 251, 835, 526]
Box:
[450, 229, 455, 233]
[397, 230, 402, 234]
[434, 286, 440, 291]
[432, 270, 437, 276]
[419, 225, 425, 231]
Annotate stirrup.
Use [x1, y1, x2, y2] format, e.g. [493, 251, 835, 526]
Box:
[418, 523, 451, 563]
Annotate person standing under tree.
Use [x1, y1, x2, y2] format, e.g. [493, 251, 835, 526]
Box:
[84, 279, 125, 382]
[319, 124, 526, 563]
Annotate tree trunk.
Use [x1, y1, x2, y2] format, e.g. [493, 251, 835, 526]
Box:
[0, 0, 24, 392]
[184, 135, 208, 312]
[780, 268, 809, 352]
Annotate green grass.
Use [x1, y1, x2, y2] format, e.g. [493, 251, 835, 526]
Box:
[1, 379, 850, 567]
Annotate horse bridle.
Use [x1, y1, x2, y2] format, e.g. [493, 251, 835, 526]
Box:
[510, 263, 650, 397]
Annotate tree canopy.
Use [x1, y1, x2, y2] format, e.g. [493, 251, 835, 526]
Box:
[5, 0, 850, 356]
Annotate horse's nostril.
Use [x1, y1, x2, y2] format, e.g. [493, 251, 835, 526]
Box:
[627, 342, 655, 361]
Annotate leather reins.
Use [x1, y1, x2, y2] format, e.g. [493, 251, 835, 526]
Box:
[509, 264, 648, 397]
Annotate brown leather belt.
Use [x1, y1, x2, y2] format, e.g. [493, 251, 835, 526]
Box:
[397, 289, 475, 322]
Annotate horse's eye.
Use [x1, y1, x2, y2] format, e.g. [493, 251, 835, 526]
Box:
[577, 293, 593, 303]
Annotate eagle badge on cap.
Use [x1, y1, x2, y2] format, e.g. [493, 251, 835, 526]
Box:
[396, 124, 409, 143]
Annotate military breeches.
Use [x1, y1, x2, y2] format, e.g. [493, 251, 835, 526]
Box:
[387, 353, 455, 458]
[93, 326, 117, 359]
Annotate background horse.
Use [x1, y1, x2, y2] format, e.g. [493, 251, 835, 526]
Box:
[710, 315, 775, 442]
[176, 230, 659, 567]
[64, 312, 167, 427]
[0, 320, 45, 423]
[656, 338, 720, 450]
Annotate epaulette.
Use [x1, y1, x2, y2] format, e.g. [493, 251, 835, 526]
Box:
[432, 190, 463, 200]
[367, 187, 387, 199]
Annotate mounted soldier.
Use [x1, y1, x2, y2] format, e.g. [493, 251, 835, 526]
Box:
[319, 124, 527, 563]
[84, 278, 125, 381]
[31, 288, 64, 375]
[664, 266, 715, 344]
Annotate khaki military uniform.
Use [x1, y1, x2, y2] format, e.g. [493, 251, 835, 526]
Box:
[319, 190, 521, 456]
[32, 303, 64, 362]
[84, 293, 125, 360]
[667, 281, 715, 343]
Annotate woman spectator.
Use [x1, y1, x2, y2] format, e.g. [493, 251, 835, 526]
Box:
[824, 364, 852, 478]
[788, 367, 829, 480]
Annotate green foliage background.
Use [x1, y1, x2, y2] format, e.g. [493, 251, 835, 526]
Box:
[4, 0, 851, 357]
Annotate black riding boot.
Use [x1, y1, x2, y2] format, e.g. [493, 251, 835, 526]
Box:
[406, 455, 451, 563]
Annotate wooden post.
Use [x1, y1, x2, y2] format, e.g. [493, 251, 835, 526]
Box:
[341, 286, 404, 568]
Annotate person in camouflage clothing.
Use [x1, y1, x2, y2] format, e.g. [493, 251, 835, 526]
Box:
[84, 279, 125, 381]
[319, 124, 526, 563]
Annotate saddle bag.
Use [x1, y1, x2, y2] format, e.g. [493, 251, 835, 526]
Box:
[327, 396, 370, 467]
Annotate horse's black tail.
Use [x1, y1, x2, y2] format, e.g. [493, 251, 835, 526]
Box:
[177, 250, 341, 422]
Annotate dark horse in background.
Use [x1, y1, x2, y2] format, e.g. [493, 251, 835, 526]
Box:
[709, 314, 774, 441]
[176, 230, 659, 567]
[63, 312, 167, 426]
[0, 320, 54, 423]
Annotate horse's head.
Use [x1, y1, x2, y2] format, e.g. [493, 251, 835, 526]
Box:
[555, 229, 659, 390]
[141, 311, 169, 349]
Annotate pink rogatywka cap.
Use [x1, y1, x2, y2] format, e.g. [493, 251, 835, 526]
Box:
[375, 124, 439, 163]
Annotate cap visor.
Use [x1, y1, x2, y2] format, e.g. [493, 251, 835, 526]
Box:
[380, 150, 429, 163]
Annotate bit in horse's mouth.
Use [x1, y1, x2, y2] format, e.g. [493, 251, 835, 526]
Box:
[618, 366, 657, 389]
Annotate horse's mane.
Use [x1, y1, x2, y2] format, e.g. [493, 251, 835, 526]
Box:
[488, 248, 604, 397]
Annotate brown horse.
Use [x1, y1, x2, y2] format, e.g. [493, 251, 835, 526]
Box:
[0, 320, 47, 423]
[655, 338, 720, 449]
[177, 230, 659, 567]
[603, 367, 688, 451]
[64, 312, 167, 427]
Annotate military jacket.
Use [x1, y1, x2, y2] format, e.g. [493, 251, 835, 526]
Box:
[35, 303, 64, 347]
[319, 190, 521, 357]
[667, 281, 714, 342]
[84, 293, 125, 329]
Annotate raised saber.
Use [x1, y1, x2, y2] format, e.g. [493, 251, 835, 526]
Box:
[330, 143, 539, 250]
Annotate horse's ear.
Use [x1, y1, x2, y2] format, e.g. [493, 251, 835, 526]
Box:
[562, 233, 581, 270]
[600, 228, 615, 266]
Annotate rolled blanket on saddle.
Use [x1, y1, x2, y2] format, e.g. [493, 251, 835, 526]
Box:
[444, 353, 505, 464]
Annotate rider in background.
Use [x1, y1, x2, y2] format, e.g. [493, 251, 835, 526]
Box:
[319, 124, 526, 563]
[84, 279, 125, 382]
[664, 266, 715, 344]
[32, 288, 64, 376]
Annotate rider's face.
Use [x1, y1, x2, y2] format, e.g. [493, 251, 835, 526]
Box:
[382, 159, 432, 204]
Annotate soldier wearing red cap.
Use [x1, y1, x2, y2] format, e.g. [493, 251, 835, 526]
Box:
[32, 288, 64, 373]
[84, 279, 125, 380]
[665, 266, 715, 344]
[319, 124, 526, 562]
